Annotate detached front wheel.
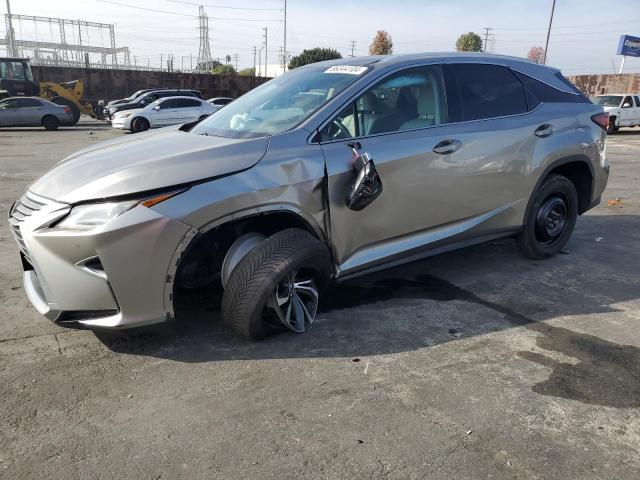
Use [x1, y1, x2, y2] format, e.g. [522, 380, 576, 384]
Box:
[221, 229, 331, 340]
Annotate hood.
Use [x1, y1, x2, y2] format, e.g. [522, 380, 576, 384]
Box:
[602, 105, 619, 112]
[29, 129, 270, 204]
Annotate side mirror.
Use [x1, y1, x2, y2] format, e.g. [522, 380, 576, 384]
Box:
[345, 152, 383, 211]
[622, 102, 632, 108]
[153, 105, 161, 111]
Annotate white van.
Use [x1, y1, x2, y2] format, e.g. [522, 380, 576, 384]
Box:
[592, 94, 640, 133]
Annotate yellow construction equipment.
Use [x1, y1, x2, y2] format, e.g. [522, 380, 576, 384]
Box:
[39, 80, 101, 124]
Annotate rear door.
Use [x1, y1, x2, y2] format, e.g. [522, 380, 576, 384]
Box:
[619, 95, 637, 125]
[438, 63, 537, 226]
[174, 98, 203, 123]
[16, 98, 44, 125]
[0, 98, 20, 126]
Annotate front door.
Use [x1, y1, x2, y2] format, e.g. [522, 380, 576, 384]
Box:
[16, 98, 44, 126]
[619, 95, 637, 126]
[0, 98, 20, 126]
[319, 65, 469, 274]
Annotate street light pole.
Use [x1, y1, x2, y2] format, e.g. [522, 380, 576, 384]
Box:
[542, 0, 556, 65]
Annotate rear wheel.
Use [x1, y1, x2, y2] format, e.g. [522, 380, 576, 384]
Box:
[517, 174, 578, 260]
[130, 117, 150, 133]
[41, 115, 59, 131]
[221, 229, 331, 340]
[51, 97, 80, 125]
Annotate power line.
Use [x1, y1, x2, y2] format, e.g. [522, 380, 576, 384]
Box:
[349, 40, 357, 57]
[95, 0, 283, 22]
[161, 0, 282, 11]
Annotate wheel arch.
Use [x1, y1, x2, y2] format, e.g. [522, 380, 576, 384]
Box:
[526, 156, 594, 224]
[164, 206, 330, 319]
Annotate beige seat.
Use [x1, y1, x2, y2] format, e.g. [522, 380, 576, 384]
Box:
[399, 85, 437, 131]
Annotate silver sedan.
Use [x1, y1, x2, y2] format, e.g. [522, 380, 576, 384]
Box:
[0, 96, 73, 130]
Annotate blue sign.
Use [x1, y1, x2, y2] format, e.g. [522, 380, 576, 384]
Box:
[617, 35, 640, 57]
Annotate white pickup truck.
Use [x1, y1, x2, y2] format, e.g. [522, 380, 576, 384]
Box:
[592, 93, 640, 134]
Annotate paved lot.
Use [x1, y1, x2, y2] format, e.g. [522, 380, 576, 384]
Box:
[1, 120, 639, 479]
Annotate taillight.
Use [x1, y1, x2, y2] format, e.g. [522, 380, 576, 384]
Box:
[591, 112, 609, 131]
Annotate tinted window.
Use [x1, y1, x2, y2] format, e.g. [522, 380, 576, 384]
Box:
[0, 99, 18, 109]
[512, 71, 586, 108]
[319, 65, 447, 141]
[175, 98, 201, 108]
[449, 64, 527, 121]
[17, 98, 42, 108]
[622, 96, 634, 107]
[635, 96, 640, 107]
[158, 99, 177, 109]
[140, 94, 157, 105]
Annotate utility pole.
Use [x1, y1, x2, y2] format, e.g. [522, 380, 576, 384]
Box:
[542, 0, 556, 65]
[349, 40, 357, 57]
[233, 53, 239, 71]
[160, 53, 163, 71]
[283, 0, 287, 73]
[252, 46, 257, 76]
[263, 27, 268, 77]
[482, 28, 493, 53]
[5, 0, 17, 57]
[258, 47, 262, 77]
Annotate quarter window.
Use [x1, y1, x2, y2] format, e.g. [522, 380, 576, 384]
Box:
[319, 65, 447, 141]
[448, 64, 528, 121]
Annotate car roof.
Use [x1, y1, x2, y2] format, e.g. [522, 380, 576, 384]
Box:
[298, 52, 577, 94]
[156, 96, 203, 102]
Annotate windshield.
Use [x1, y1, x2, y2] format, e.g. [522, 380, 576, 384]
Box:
[593, 95, 623, 107]
[191, 66, 368, 139]
[0, 60, 34, 81]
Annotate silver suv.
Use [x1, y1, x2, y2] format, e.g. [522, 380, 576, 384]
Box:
[9, 53, 609, 339]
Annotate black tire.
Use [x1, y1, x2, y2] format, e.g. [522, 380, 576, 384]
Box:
[41, 115, 59, 131]
[51, 97, 80, 125]
[517, 174, 578, 260]
[606, 118, 617, 135]
[221, 228, 331, 340]
[130, 117, 150, 133]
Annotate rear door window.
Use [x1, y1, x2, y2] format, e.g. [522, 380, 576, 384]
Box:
[175, 98, 201, 108]
[17, 98, 42, 108]
[447, 64, 528, 121]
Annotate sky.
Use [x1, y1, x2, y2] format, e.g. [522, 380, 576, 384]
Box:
[2, 0, 640, 74]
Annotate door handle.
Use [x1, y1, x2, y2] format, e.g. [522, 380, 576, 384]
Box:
[534, 124, 554, 138]
[432, 139, 462, 155]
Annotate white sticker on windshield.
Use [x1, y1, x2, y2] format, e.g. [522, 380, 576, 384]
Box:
[324, 65, 367, 75]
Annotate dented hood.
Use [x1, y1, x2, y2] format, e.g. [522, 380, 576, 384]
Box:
[29, 128, 270, 203]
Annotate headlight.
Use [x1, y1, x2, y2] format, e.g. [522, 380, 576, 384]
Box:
[117, 111, 134, 119]
[55, 190, 186, 230]
[56, 201, 138, 230]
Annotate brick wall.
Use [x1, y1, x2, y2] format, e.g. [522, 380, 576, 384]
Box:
[566, 74, 640, 97]
[31, 66, 269, 102]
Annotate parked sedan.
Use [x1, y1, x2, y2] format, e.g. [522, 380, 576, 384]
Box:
[111, 96, 216, 132]
[9, 53, 609, 340]
[0, 96, 72, 130]
[207, 97, 234, 112]
[104, 89, 203, 122]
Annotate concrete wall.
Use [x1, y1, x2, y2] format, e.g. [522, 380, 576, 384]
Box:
[567, 74, 639, 97]
[31, 66, 269, 102]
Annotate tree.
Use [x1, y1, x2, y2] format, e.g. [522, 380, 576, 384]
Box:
[238, 67, 255, 76]
[369, 30, 393, 55]
[288, 48, 342, 69]
[527, 46, 545, 64]
[455, 32, 483, 52]
[212, 64, 236, 75]
[225, 54, 232, 64]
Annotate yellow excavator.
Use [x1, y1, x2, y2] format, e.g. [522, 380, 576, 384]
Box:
[0, 57, 102, 124]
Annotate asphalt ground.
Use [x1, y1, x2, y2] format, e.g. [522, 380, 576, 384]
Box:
[1, 119, 639, 479]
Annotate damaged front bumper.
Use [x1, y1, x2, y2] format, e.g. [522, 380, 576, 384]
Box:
[9, 190, 191, 329]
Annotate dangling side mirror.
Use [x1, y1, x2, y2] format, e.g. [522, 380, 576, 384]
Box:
[345, 152, 383, 211]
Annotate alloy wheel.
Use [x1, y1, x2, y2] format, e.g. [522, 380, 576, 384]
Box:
[269, 270, 319, 333]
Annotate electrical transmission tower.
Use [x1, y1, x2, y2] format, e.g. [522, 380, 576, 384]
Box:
[197, 6, 213, 71]
[482, 27, 493, 53]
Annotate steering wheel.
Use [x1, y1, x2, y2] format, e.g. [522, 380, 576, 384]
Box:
[329, 119, 352, 140]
